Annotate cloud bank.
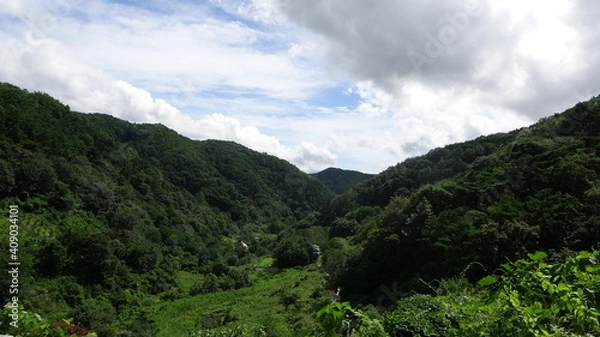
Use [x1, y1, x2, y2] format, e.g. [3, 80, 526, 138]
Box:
[271, 0, 600, 171]
[277, 0, 600, 117]
[0, 0, 336, 172]
[1, 0, 599, 173]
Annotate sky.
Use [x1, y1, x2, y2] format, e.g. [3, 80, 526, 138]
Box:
[1, 0, 599, 173]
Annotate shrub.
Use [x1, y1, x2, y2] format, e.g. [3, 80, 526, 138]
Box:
[273, 235, 313, 268]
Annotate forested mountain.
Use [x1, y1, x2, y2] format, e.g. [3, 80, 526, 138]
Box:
[0, 83, 334, 334]
[310, 167, 374, 194]
[1, 81, 599, 337]
[319, 96, 600, 299]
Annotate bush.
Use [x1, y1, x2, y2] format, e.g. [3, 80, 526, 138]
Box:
[488, 250, 600, 336]
[279, 289, 300, 308]
[71, 296, 116, 331]
[312, 250, 600, 337]
[383, 295, 452, 337]
[273, 235, 313, 268]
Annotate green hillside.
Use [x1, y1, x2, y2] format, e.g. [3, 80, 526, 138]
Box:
[310, 167, 375, 194]
[0, 83, 334, 335]
[318, 97, 600, 298]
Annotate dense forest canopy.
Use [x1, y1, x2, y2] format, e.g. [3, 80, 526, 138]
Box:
[0, 82, 334, 335]
[319, 96, 600, 298]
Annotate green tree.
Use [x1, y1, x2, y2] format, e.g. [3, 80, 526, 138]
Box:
[273, 234, 314, 268]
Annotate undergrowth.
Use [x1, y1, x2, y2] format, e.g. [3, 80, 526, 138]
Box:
[314, 249, 600, 337]
[2, 250, 598, 337]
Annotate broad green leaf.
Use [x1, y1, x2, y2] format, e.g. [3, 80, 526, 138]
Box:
[528, 251, 548, 261]
[316, 307, 329, 318]
[477, 275, 499, 286]
[509, 292, 521, 307]
[557, 283, 570, 292]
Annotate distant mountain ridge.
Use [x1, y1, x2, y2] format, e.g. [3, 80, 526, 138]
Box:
[310, 167, 375, 194]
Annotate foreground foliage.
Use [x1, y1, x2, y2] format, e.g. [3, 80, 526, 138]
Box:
[314, 250, 600, 337]
[0, 309, 97, 337]
[4, 250, 598, 336]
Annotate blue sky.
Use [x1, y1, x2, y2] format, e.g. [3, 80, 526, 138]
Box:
[1, 0, 599, 173]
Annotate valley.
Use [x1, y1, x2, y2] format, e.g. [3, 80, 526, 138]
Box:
[0, 83, 599, 336]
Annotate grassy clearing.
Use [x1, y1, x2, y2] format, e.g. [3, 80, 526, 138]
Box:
[150, 263, 329, 337]
[175, 271, 206, 293]
[257, 257, 275, 268]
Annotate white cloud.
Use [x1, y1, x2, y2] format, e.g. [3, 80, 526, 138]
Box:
[0, 30, 335, 172]
[51, 10, 322, 101]
[277, 0, 600, 117]
[181, 113, 336, 173]
[234, 0, 285, 25]
[267, 0, 600, 171]
[2, 0, 600, 174]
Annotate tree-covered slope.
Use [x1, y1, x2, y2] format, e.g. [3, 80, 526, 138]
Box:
[2, 81, 599, 336]
[319, 96, 600, 299]
[0, 83, 334, 333]
[310, 167, 375, 194]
